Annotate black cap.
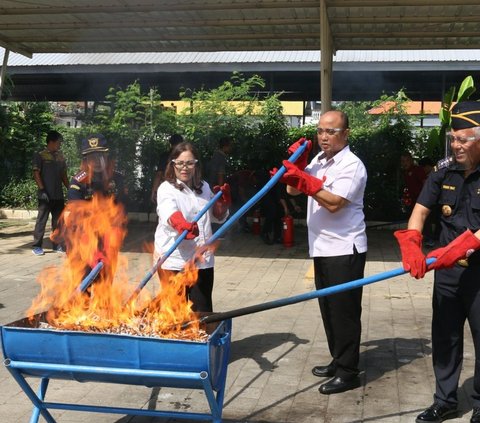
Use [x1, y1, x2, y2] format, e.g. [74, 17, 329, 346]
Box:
[451, 101, 480, 130]
[81, 134, 109, 155]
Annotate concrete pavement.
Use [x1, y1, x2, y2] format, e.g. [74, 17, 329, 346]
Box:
[0, 218, 476, 422]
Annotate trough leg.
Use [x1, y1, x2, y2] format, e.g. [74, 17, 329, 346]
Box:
[30, 378, 50, 423]
[4, 361, 56, 423]
[200, 372, 223, 422]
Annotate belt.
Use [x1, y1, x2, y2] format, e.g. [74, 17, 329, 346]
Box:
[457, 257, 480, 267]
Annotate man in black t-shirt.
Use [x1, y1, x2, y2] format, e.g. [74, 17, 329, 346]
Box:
[32, 130, 69, 256]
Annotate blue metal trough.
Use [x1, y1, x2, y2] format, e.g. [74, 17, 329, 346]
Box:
[1, 313, 232, 423]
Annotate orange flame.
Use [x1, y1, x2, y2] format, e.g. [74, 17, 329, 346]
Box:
[27, 194, 205, 340]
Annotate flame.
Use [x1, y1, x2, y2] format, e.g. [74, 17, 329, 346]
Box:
[27, 193, 205, 340]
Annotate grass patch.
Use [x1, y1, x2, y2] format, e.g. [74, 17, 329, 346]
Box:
[0, 220, 30, 230]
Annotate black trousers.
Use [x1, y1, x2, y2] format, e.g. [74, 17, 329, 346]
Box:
[432, 265, 480, 408]
[32, 199, 65, 249]
[314, 250, 366, 379]
[187, 267, 214, 312]
[161, 267, 215, 313]
[261, 201, 282, 241]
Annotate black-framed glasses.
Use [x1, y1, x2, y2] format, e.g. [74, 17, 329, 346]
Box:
[316, 127, 345, 135]
[171, 159, 198, 169]
[446, 132, 478, 145]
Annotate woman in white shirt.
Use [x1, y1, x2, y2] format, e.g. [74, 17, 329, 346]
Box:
[154, 142, 230, 312]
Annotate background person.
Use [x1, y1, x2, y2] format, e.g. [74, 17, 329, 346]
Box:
[206, 136, 233, 187]
[154, 142, 230, 312]
[227, 168, 256, 233]
[31, 130, 69, 256]
[255, 169, 284, 245]
[394, 101, 480, 423]
[400, 151, 427, 215]
[64, 134, 128, 284]
[277, 112, 367, 395]
[68, 133, 127, 205]
[419, 156, 441, 245]
[206, 136, 233, 235]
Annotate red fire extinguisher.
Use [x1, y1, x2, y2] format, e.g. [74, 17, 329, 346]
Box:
[252, 209, 261, 235]
[282, 215, 294, 247]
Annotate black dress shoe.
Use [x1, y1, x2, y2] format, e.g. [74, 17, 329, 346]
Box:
[415, 402, 457, 423]
[312, 364, 336, 378]
[318, 376, 361, 395]
[471, 407, 480, 423]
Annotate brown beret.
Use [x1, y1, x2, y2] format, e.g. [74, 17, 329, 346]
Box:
[451, 101, 480, 130]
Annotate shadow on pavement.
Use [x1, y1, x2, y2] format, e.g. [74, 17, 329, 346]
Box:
[229, 332, 310, 369]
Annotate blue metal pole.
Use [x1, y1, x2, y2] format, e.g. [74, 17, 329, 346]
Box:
[29, 378, 49, 423]
[194, 258, 436, 326]
[128, 190, 224, 300]
[78, 261, 104, 293]
[205, 141, 309, 245]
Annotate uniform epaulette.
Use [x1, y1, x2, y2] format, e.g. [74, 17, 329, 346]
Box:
[433, 156, 454, 172]
[73, 170, 88, 182]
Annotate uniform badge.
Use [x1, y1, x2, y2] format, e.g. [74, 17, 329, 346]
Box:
[441, 205, 452, 216]
[74, 170, 88, 182]
[88, 137, 99, 148]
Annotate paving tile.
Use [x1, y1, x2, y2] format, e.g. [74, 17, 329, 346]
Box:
[0, 221, 475, 422]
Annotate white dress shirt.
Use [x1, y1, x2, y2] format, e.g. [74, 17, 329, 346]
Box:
[305, 145, 368, 257]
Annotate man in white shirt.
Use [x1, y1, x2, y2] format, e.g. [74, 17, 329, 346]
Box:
[279, 110, 367, 394]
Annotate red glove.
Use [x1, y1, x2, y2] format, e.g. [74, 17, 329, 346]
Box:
[168, 211, 199, 240]
[288, 138, 312, 171]
[426, 230, 480, 270]
[276, 160, 325, 196]
[394, 229, 426, 279]
[212, 183, 231, 218]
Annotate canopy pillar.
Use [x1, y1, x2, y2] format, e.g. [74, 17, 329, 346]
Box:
[320, 0, 333, 114]
[0, 48, 10, 100]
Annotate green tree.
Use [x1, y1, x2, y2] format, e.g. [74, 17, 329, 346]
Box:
[337, 91, 419, 220]
[0, 102, 55, 207]
[177, 73, 266, 167]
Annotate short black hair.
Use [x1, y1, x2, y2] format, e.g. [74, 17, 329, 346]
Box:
[46, 130, 63, 143]
[169, 133, 184, 146]
[218, 136, 233, 148]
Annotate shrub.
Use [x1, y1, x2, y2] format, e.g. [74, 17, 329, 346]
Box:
[0, 179, 37, 210]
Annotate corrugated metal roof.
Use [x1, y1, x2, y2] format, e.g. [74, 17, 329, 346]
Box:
[1, 1, 480, 57]
[3, 49, 480, 67]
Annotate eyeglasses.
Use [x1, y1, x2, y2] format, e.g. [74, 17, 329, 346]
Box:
[316, 127, 345, 136]
[447, 133, 478, 145]
[172, 159, 198, 169]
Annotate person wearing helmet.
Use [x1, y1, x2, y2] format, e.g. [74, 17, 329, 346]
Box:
[67, 133, 127, 204]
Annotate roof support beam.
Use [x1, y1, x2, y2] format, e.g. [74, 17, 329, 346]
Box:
[320, 0, 332, 113]
[0, 1, 319, 15]
[0, 18, 321, 31]
[327, 0, 480, 6]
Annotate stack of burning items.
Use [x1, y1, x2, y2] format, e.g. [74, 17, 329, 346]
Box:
[0, 142, 418, 422]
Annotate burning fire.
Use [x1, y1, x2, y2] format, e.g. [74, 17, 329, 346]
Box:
[27, 194, 205, 340]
